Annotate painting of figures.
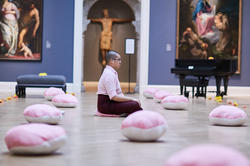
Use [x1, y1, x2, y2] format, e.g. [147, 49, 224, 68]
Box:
[176, 0, 242, 72]
[0, 0, 42, 61]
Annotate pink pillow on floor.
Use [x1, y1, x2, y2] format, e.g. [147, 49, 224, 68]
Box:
[153, 90, 172, 103]
[24, 104, 63, 124]
[165, 144, 250, 166]
[43, 87, 65, 101]
[143, 88, 159, 99]
[161, 95, 189, 110]
[121, 110, 167, 141]
[52, 94, 78, 108]
[5, 123, 67, 154]
[95, 110, 121, 117]
[209, 105, 248, 126]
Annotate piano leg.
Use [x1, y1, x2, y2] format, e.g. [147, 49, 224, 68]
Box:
[179, 75, 185, 95]
[223, 76, 229, 95]
[215, 76, 222, 96]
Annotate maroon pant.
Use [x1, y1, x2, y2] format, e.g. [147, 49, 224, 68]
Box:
[97, 94, 143, 115]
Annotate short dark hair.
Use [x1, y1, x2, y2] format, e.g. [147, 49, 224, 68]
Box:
[106, 50, 120, 64]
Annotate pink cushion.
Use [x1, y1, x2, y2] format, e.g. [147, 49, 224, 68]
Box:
[143, 88, 159, 99]
[24, 104, 63, 124]
[95, 110, 120, 117]
[52, 94, 78, 108]
[5, 123, 67, 154]
[161, 95, 189, 110]
[165, 144, 250, 166]
[43, 87, 65, 100]
[153, 90, 172, 103]
[121, 110, 167, 141]
[209, 105, 248, 126]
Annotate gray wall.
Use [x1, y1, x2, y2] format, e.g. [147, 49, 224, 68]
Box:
[149, 0, 250, 86]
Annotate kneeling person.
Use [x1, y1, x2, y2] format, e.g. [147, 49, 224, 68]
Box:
[97, 50, 142, 116]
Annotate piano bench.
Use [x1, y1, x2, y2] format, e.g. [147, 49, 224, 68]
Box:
[181, 78, 209, 98]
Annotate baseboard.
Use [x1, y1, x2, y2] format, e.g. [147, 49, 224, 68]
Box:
[144, 85, 250, 97]
[1, 81, 250, 97]
[0, 82, 79, 94]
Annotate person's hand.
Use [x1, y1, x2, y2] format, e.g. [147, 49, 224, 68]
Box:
[132, 98, 141, 106]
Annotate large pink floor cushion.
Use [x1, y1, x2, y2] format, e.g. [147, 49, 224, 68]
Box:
[121, 111, 167, 141]
[24, 104, 63, 124]
[44, 87, 65, 100]
[52, 94, 78, 108]
[164, 144, 250, 166]
[161, 95, 188, 110]
[209, 105, 248, 126]
[153, 90, 172, 103]
[143, 88, 159, 99]
[5, 123, 67, 154]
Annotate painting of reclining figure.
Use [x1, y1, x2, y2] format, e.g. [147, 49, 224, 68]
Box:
[0, 0, 42, 61]
[176, 0, 242, 71]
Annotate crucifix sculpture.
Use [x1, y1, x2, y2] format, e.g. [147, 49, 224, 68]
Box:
[90, 9, 133, 67]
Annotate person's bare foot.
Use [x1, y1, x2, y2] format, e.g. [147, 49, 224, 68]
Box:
[102, 60, 106, 66]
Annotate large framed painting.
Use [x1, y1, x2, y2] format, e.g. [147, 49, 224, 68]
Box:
[0, 0, 42, 61]
[176, 0, 242, 73]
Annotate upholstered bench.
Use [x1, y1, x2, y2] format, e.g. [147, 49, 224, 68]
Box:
[16, 74, 66, 97]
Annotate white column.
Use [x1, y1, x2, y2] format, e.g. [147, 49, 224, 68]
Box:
[73, 0, 84, 92]
[139, 0, 150, 94]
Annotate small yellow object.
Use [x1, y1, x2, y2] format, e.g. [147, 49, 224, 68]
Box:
[215, 96, 222, 99]
[208, 57, 214, 60]
[66, 92, 69, 94]
[207, 96, 212, 100]
[233, 102, 238, 107]
[6, 97, 12, 100]
[71, 93, 75, 96]
[13, 94, 18, 98]
[217, 99, 222, 102]
[38, 73, 47, 76]
[215, 96, 222, 102]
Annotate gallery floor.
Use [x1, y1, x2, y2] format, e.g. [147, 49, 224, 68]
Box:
[0, 90, 250, 166]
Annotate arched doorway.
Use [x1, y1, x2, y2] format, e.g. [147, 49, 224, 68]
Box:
[82, 0, 141, 92]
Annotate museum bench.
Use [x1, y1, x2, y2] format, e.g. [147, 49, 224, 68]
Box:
[16, 74, 66, 97]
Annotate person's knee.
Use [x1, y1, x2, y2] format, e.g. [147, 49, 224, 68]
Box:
[131, 101, 142, 110]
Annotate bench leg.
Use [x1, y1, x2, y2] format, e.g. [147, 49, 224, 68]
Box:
[20, 87, 24, 97]
[62, 85, 67, 93]
[18, 87, 26, 98]
[23, 87, 26, 97]
[16, 85, 20, 97]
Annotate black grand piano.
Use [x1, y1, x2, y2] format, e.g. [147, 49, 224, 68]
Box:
[171, 59, 237, 97]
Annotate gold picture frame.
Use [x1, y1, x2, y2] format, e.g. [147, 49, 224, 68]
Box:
[176, 0, 242, 73]
[0, 0, 42, 61]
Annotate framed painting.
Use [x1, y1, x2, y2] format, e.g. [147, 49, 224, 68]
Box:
[176, 0, 242, 73]
[0, 0, 43, 61]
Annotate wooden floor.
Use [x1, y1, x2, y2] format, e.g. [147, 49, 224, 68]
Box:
[0, 91, 250, 166]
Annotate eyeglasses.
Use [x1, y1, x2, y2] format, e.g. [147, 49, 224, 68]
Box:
[112, 58, 121, 62]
